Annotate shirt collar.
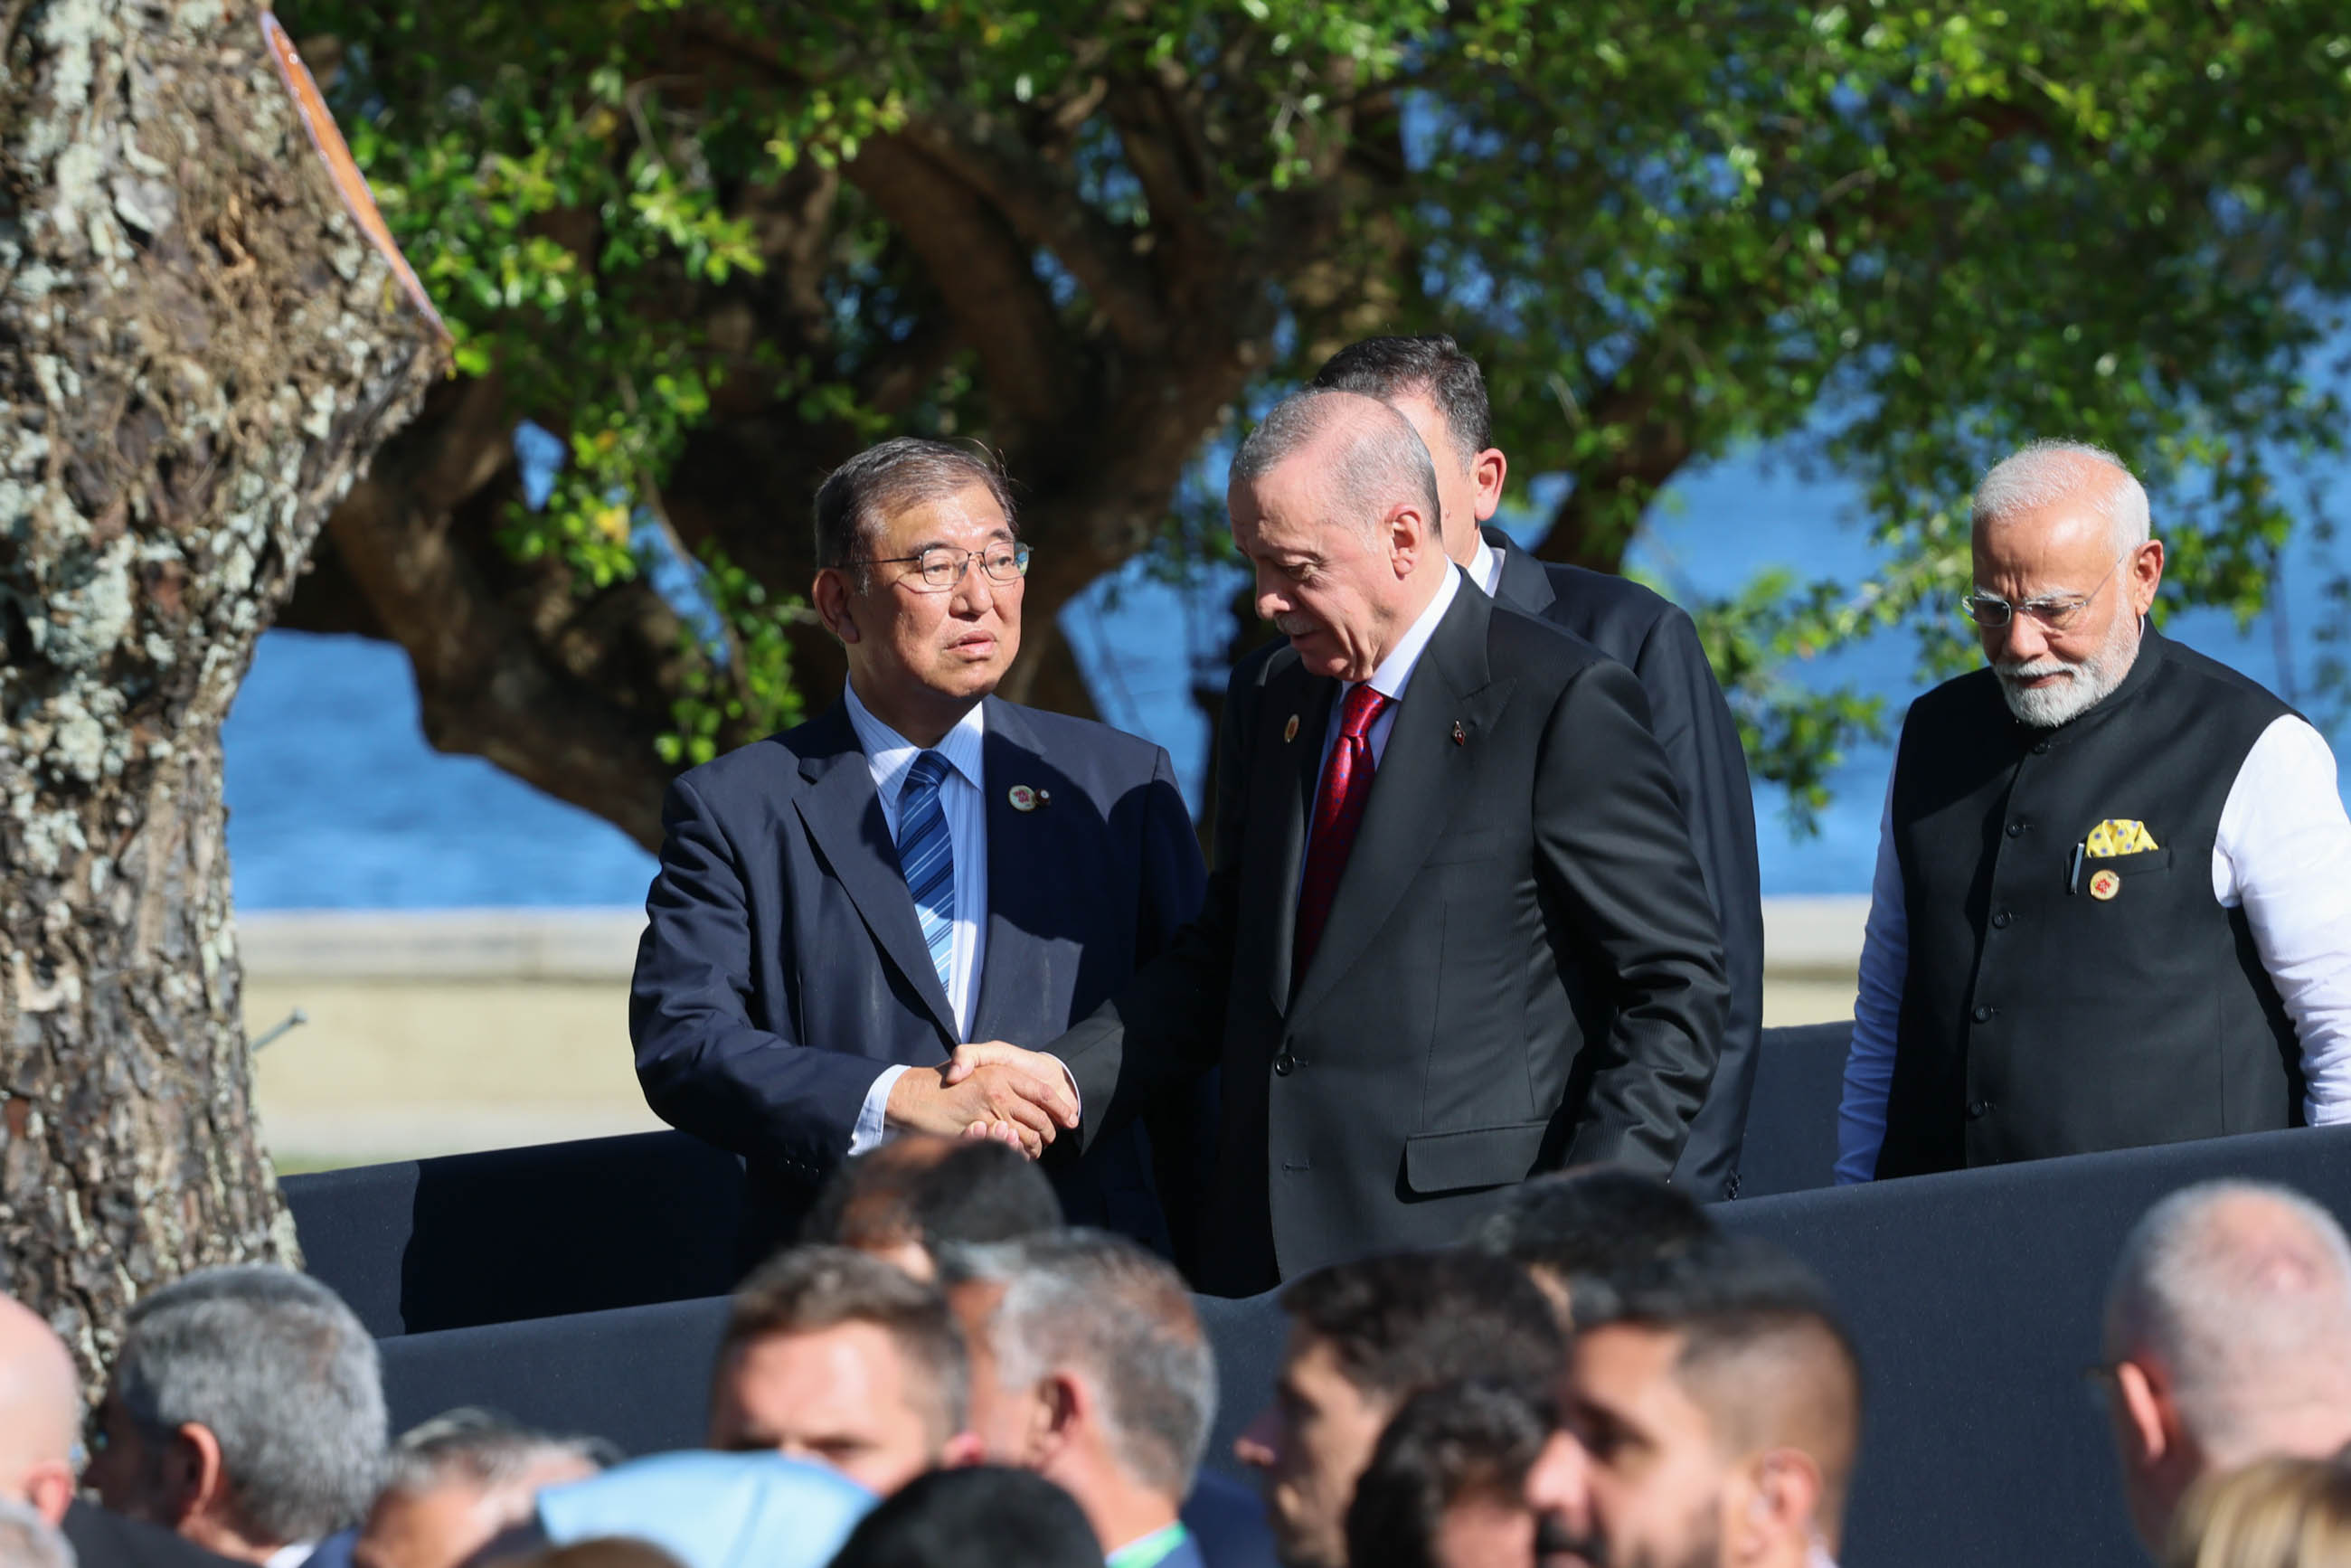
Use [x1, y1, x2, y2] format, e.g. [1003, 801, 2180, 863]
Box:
[1468, 532, 1502, 596]
[842, 680, 987, 798]
[1106, 1522, 1190, 1568]
[263, 1544, 316, 1568]
[1351, 563, 1462, 706]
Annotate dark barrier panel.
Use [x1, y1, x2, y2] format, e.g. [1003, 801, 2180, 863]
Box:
[379, 1294, 732, 1452]
[1723, 1122, 2351, 1568]
[288, 1131, 748, 1337]
[1733, 1021, 1849, 1199]
[1194, 1289, 1287, 1479]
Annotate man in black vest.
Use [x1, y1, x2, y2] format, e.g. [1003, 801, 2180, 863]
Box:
[1837, 439, 2351, 1180]
[1309, 335, 1765, 1203]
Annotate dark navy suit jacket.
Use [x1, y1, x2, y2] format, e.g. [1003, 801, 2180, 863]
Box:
[1484, 527, 1765, 1200]
[630, 694, 1207, 1253]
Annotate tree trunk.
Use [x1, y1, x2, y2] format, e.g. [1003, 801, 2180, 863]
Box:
[0, 0, 439, 1377]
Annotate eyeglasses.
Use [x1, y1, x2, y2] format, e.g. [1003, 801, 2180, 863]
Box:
[854, 543, 1031, 591]
[1960, 550, 2131, 631]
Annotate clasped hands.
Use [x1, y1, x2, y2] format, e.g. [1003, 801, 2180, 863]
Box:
[883, 1040, 1079, 1158]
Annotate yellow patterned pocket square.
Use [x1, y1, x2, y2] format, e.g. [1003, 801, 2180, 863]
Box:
[2086, 819, 2160, 857]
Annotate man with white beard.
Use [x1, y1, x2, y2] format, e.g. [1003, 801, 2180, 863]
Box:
[1836, 439, 2351, 1181]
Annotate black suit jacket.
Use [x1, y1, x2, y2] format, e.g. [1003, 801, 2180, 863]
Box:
[1483, 527, 1764, 1198]
[61, 1505, 241, 1568]
[630, 695, 1207, 1254]
[1052, 576, 1729, 1294]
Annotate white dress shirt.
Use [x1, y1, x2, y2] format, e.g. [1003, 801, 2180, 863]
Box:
[844, 682, 989, 1154]
[1468, 532, 1503, 596]
[1837, 712, 2351, 1182]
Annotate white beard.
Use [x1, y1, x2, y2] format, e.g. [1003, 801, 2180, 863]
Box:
[1994, 615, 2141, 728]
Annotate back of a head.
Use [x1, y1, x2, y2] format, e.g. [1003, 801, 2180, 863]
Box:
[1309, 335, 1493, 468]
[1471, 1167, 1716, 1318]
[1230, 388, 1441, 538]
[382, 1407, 614, 1497]
[2166, 1453, 2351, 1568]
[945, 1229, 1215, 1500]
[1579, 1233, 1864, 1545]
[114, 1265, 386, 1541]
[0, 1295, 82, 1519]
[1280, 1251, 1564, 1408]
[0, 1497, 72, 1568]
[826, 1467, 1098, 1568]
[1343, 1378, 1550, 1568]
[2106, 1181, 2351, 1466]
[801, 1138, 1062, 1266]
[719, 1247, 968, 1439]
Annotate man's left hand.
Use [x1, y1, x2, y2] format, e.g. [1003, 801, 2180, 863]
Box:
[943, 1041, 1081, 1130]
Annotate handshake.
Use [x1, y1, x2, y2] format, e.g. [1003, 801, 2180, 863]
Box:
[883, 1040, 1081, 1159]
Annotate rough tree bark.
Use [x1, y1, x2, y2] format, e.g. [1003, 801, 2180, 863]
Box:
[0, 0, 439, 1375]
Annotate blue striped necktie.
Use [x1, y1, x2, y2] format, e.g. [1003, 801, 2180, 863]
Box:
[896, 751, 956, 1004]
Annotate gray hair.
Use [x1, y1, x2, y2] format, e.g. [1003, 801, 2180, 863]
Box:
[2104, 1181, 2351, 1465]
[1230, 388, 1441, 540]
[1971, 439, 2151, 553]
[0, 1497, 72, 1568]
[943, 1230, 1216, 1499]
[813, 438, 1016, 590]
[381, 1408, 616, 1497]
[114, 1266, 386, 1543]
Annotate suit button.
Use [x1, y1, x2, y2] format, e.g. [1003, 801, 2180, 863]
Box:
[2006, 820, 2026, 838]
[2032, 741, 2051, 755]
[1968, 1099, 1993, 1120]
[1992, 911, 2014, 930]
[1273, 1053, 1296, 1077]
[1972, 1004, 1997, 1023]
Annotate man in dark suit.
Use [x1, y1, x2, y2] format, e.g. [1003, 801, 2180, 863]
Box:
[631, 438, 1205, 1253]
[957, 391, 1727, 1295]
[1311, 336, 1764, 1202]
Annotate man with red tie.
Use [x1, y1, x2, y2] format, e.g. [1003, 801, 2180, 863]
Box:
[958, 389, 1728, 1294]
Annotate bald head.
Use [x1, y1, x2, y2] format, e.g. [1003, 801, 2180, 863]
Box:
[0, 1297, 82, 1526]
[2106, 1181, 2351, 1464]
[1231, 388, 1442, 543]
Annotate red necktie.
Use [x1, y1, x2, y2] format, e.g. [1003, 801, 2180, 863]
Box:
[1294, 683, 1391, 978]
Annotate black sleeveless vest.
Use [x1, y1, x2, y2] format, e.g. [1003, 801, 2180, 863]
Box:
[1875, 628, 2302, 1179]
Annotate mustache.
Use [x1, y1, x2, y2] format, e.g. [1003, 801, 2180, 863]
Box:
[1534, 1513, 1606, 1567]
[1994, 658, 2076, 681]
[1274, 613, 1319, 638]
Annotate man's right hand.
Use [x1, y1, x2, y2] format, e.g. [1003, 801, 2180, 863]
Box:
[885, 1060, 1068, 1157]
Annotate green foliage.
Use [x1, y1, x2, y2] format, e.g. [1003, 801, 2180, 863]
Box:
[293, 0, 2351, 830]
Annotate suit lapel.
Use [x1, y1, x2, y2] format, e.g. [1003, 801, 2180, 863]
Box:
[1289, 583, 1505, 1023]
[1248, 655, 1334, 1015]
[791, 704, 958, 1044]
[1485, 525, 1558, 619]
[972, 699, 1049, 1044]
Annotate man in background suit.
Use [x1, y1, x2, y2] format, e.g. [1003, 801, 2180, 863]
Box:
[1312, 335, 1763, 1202]
[958, 391, 1728, 1294]
[631, 438, 1204, 1254]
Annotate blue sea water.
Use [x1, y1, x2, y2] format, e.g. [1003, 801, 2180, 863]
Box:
[220, 455, 2347, 909]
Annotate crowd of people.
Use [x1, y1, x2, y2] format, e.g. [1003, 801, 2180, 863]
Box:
[3, 1142, 2351, 1568]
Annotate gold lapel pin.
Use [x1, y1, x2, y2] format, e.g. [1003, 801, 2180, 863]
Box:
[1284, 714, 1300, 743]
[1008, 785, 1042, 812]
[2090, 868, 2120, 902]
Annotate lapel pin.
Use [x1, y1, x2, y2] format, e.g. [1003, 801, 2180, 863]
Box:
[1284, 714, 1300, 743]
[1451, 720, 1467, 746]
[1008, 785, 1043, 812]
[2090, 868, 2120, 902]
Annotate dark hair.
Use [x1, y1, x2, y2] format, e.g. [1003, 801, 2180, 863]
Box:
[1310, 335, 1493, 467]
[1280, 1251, 1564, 1406]
[1472, 1167, 1718, 1318]
[813, 438, 1015, 586]
[802, 1137, 1062, 1256]
[717, 1246, 969, 1437]
[942, 1229, 1214, 1498]
[1576, 1233, 1864, 1535]
[826, 1466, 1100, 1568]
[1344, 1378, 1551, 1568]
